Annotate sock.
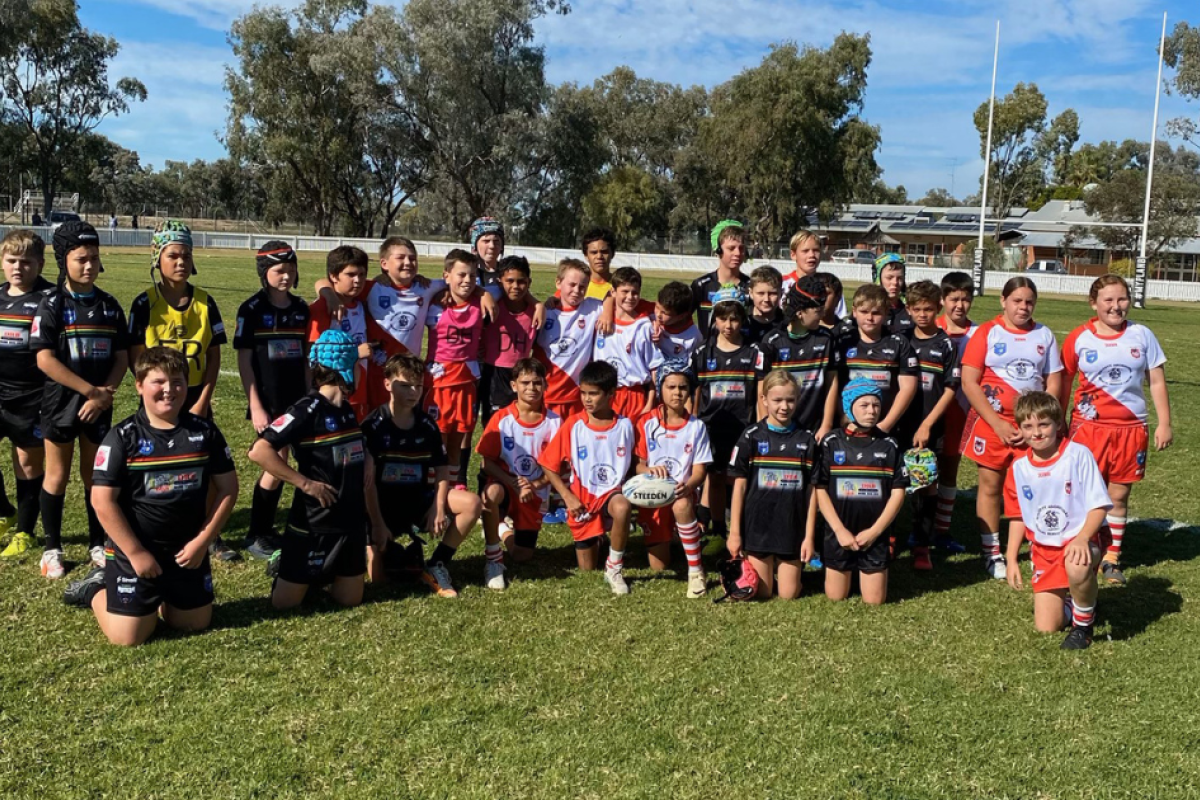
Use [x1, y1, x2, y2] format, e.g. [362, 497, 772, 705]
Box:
[912, 494, 936, 546]
[981, 532, 1001, 559]
[40, 490, 65, 551]
[935, 485, 956, 536]
[1106, 515, 1127, 562]
[15, 476, 42, 534]
[0, 470, 13, 518]
[84, 488, 103, 549]
[250, 483, 284, 539]
[485, 543, 503, 564]
[695, 504, 712, 530]
[429, 542, 457, 566]
[448, 466, 461, 485]
[1072, 603, 1095, 629]
[606, 547, 625, 571]
[677, 520, 703, 574]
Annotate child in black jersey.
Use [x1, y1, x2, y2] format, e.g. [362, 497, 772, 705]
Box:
[728, 370, 818, 600]
[690, 221, 751, 332]
[835, 284, 919, 441]
[62, 348, 238, 646]
[31, 222, 129, 581]
[235, 242, 311, 560]
[873, 253, 913, 336]
[690, 296, 764, 543]
[249, 330, 371, 610]
[757, 275, 837, 438]
[816, 379, 908, 605]
[896, 281, 960, 571]
[746, 265, 786, 344]
[362, 354, 482, 598]
[0, 230, 54, 558]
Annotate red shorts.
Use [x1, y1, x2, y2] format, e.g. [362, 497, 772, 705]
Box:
[547, 399, 583, 421]
[612, 385, 651, 420]
[961, 410, 1026, 472]
[567, 490, 617, 543]
[1030, 529, 1112, 593]
[638, 488, 696, 545]
[942, 403, 968, 459]
[1069, 419, 1148, 485]
[423, 383, 477, 434]
[493, 481, 543, 531]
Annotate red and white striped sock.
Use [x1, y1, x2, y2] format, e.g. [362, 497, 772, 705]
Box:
[1106, 515, 1127, 561]
[1072, 603, 1095, 628]
[485, 543, 503, 564]
[605, 548, 625, 572]
[448, 466, 461, 485]
[981, 532, 1001, 559]
[935, 485, 956, 536]
[677, 520, 703, 575]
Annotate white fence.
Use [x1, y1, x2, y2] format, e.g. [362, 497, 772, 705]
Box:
[5, 225, 1200, 302]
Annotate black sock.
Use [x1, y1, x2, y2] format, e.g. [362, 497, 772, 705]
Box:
[913, 493, 937, 547]
[0, 470, 13, 517]
[40, 490, 64, 551]
[250, 483, 284, 539]
[15, 476, 42, 535]
[84, 488, 104, 548]
[429, 542, 457, 566]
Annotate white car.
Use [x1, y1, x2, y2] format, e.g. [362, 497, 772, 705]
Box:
[48, 211, 81, 230]
[1026, 259, 1066, 274]
[831, 249, 878, 265]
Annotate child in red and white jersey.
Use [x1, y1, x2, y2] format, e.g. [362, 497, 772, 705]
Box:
[633, 359, 712, 597]
[1003, 392, 1112, 650]
[535, 258, 604, 420]
[1061, 274, 1172, 586]
[961, 276, 1063, 580]
[931, 271, 978, 553]
[477, 358, 561, 569]
[594, 267, 662, 420]
[538, 361, 636, 595]
[653, 281, 703, 363]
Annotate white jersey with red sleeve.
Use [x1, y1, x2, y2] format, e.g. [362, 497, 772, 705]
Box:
[535, 297, 603, 403]
[937, 315, 979, 412]
[962, 316, 1063, 418]
[364, 277, 445, 355]
[1004, 441, 1113, 548]
[537, 413, 634, 509]
[594, 316, 663, 388]
[655, 321, 703, 363]
[476, 404, 562, 502]
[1061, 320, 1165, 424]
[634, 409, 713, 484]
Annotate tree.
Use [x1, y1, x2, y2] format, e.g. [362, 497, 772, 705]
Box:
[0, 0, 146, 215]
[1165, 21, 1200, 149]
[917, 188, 958, 206]
[581, 166, 662, 246]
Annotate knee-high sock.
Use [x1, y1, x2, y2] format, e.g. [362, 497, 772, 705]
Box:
[250, 483, 284, 539]
[40, 490, 64, 551]
[677, 520, 703, 574]
[15, 476, 42, 535]
[934, 485, 956, 536]
[1106, 515, 1127, 561]
[84, 488, 103, 548]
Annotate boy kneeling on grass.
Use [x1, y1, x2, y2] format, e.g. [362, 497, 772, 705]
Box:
[63, 348, 239, 646]
[1004, 391, 1112, 650]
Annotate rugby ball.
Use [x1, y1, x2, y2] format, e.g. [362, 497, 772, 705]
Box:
[622, 474, 677, 508]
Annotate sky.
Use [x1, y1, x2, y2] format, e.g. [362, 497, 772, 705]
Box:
[81, 0, 1198, 199]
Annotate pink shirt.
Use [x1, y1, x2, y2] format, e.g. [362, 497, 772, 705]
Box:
[484, 300, 536, 369]
[426, 296, 484, 385]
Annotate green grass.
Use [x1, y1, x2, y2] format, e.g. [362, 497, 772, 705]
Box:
[3, 248, 1200, 799]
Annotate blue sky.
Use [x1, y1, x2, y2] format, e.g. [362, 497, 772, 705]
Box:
[82, 0, 1198, 198]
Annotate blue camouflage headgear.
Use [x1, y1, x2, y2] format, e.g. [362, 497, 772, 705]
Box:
[841, 377, 883, 426]
[309, 329, 360, 389]
[873, 252, 905, 286]
[655, 357, 695, 397]
[469, 217, 504, 252]
[711, 283, 748, 307]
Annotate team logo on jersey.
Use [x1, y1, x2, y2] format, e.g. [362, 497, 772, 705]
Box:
[591, 465, 615, 485]
[1131, 347, 1141, 359]
[1037, 505, 1068, 535]
[32, 426, 41, 440]
[502, 435, 515, 451]
[543, 319, 554, 332]
[340, 319, 352, 332]
[577, 318, 586, 329]
[576, 446, 587, 460]
[1022, 485, 1033, 500]
[625, 342, 633, 354]
[378, 295, 391, 309]
[973, 437, 986, 455]
[1036, 344, 1045, 356]
[324, 416, 338, 432]
[707, 358, 717, 371]
[647, 438, 657, 451]
[1098, 365, 1133, 386]
[833, 451, 845, 465]
[757, 440, 769, 455]
[514, 454, 537, 476]
[596, 336, 606, 349]
[1064, 481, 1072, 495]
[779, 348, 790, 360]
[137, 438, 154, 455]
[1136, 450, 1147, 465]
[64, 308, 76, 324]
[616, 445, 627, 458]
[262, 313, 274, 327]
[993, 343, 1006, 355]
[1083, 348, 1097, 364]
[846, 347, 858, 358]
[1006, 359, 1034, 380]
[684, 442, 692, 454]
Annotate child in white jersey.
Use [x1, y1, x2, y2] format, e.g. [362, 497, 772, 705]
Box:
[595, 267, 662, 420]
[535, 259, 604, 420]
[1004, 391, 1112, 650]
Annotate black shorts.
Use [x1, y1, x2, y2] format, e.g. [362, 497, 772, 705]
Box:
[41, 405, 112, 445]
[707, 425, 742, 474]
[742, 534, 801, 562]
[0, 395, 44, 449]
[105, 542, 214, 617]
[822, 527, 889, 573]
[382, 492, 436, 537]
[488, 365, 516, 415]
[277, 528, 367, 585]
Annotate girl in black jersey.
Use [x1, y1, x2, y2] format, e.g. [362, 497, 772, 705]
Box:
[816, 378, 908, 605]
[249, 330, 380, 610]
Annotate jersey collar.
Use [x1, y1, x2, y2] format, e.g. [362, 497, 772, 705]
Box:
[1085, 317, 1128, 340]
[1027, 437, 1070, 468]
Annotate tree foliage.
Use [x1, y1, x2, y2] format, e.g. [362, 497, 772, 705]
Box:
[1165, 21, 1200, 149]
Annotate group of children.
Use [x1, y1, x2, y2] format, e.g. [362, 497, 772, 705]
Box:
[0, 217, 1172, 651]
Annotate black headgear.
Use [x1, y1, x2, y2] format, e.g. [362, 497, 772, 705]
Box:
[256, 240, 298, 288]
[783, 275, 827, 317]
[52, 221, 102, 273]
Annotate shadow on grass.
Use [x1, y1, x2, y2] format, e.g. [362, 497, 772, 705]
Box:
[1101, 575, 1183, 641]
[1121, 520, 1200, 569]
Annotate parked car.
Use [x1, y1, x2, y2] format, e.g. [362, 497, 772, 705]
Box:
[831, 248, 878, 265]
[1026, 259, 1066, 274]
[48, 211, 81, 230]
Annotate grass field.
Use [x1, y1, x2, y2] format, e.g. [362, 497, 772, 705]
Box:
[3, 247, 1200, 799]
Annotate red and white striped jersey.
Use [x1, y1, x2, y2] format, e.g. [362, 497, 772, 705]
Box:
[1004, 440, 1112, 548]
[655, 321, 703, 364]
[1062, 320, 1166, 424]
[538, 413, 634, 508]
[476, 404, 562, 503]
[962, 316, 1062, 419]
[937, 315, 978, 412]
[634, 409, 713, 483]
[535, 298, 603, 404]
[594, 316, 663, 387]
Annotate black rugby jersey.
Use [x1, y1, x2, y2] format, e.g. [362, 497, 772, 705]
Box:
[900, 330, 960, 433]
[746, 309, 786, 346]
[758, 327, 835, 431]
[690, 270, 750, 332]
[234, 291, 311, 416]
[0, 276, 54, 402]
[30, 287, 129, 419]
[835, 333, 919, 418]
[690, 340, 764, 429]
[887, 303, 914, 337]
[729, 421, 817, 557]
[816, 428, 908, 537]
[92, 409, 235, 549]
[361, 406, 447, 530]
[261, 392, 365, 537]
